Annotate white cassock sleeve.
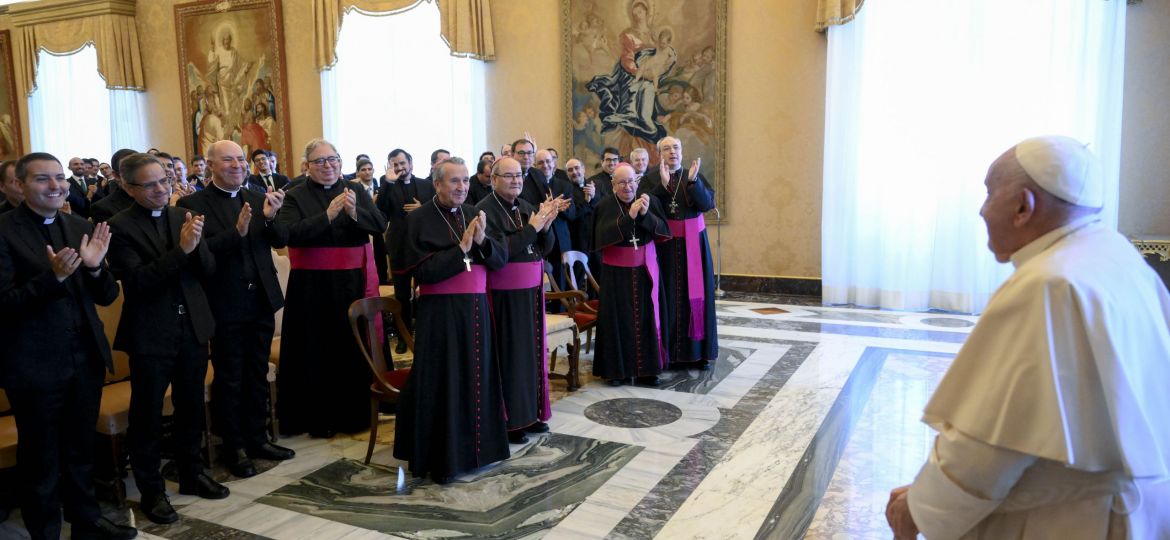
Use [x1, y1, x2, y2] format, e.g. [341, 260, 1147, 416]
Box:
[907, 425, 1038, 540]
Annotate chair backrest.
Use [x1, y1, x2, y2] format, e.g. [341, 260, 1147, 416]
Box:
[271, 249, 290, 337]
[561, 250, 600, 296]
[347, 296, 414, 393]
[95, 282, 131, 383]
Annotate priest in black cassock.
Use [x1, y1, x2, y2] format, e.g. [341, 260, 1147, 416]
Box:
[593, 164, 671, 386]
[467, 158, 494, 205]
[394, 156, 509, 483]
[376, 149, 435, 354]
[519, 145, 578, 293]
[276, 139, 387, 438]
[638, 137, 718, 369]
[476, 157, 558, 444]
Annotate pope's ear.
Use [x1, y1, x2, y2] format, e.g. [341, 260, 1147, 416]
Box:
[1014, 187, 1037, 226]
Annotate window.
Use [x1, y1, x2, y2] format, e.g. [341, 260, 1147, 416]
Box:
[821, 0, 1125, 313]
[321, 2, 486, 173]
[27, 44, 148, 160]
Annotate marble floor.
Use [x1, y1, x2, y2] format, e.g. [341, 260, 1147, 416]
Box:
[0, 293, 974, 539]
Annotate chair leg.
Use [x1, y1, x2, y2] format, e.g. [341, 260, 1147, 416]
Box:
[549, 347, 559, 373]
[586, 328, 594, 354]
[365, 397, 379, 465]
[568, 329, 581, 391]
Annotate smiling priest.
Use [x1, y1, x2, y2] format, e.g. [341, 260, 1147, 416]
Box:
[885, 136, 1170, 539]
[393, 156, 510, 484]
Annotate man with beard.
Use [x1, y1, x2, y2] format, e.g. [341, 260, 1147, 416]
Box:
[592, 163, 670, 386]
[476, 157, 557, 444]
[394, 156, 508, 483]
[376, 149, 435, 354]
[638, 137, 717, 370]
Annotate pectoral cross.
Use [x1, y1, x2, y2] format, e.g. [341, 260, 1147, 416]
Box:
[463, 254, 472, 272]
[669, 200, 679, 214]
[526, 245, 535, 255]
[630, 232, 641, 251]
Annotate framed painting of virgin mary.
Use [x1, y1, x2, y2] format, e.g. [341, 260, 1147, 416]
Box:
[561, 0, 727, 220]
[174, 0, 290, 164]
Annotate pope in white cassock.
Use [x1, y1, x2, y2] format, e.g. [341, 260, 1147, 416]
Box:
[886, 136, 1170, 539]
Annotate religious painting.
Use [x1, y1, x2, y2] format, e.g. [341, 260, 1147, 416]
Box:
[562, 0, 727, 219]
[0, 30, 23, 161]
[174, 0, 290, 163]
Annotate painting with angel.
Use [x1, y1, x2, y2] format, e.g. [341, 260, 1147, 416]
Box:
[175, 0, 290, 163]
[562, 0, 725, 216]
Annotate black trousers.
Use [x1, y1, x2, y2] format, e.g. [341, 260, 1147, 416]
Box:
[209, 309, 275, 452]
[6, 348, 104, 540]
[390, 267, 415, 334]
[128, 321, 208, 495]
[372, 234, 389, 284]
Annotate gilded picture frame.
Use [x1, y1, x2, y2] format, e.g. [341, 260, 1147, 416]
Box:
[561, 0, 727, 221]
[0, 30, 24, 161]
[174, 0, 291, 165]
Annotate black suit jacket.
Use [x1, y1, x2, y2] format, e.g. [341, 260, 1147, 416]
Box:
[245, 173, 290, 193]
[0, 206, 120, 389]
[178, 186, 288, 323]
[90, 187, 134, 223]
[66, 176, 91, 218]
[519, 169, 581, 253]
[106, 204, 216, 355]
[376, 176, 436, 268]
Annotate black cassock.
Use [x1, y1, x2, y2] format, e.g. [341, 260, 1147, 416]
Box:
[640, 168, 719, 364]
[394, 199, 509, 481]
[591, 195, 671, 380]
[477, 192, 556, 431]
[276, 181, 386, 435]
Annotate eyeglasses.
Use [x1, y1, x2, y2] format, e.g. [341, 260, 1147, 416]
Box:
[614, 180, 639, 188]
[220, 157, 248, 165]
[308, 155, 341, 166]
[493, 172, 524, 180]
[513, 150, 535, 157]
[126, 178, 173, 190]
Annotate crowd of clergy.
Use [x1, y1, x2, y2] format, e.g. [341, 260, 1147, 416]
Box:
[0, 133, 719, 539]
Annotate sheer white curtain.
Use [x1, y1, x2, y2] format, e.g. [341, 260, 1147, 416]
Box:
[822, 0, 1126, 313]
[321, 2, 485, 171]
[28, 44, 149, 159]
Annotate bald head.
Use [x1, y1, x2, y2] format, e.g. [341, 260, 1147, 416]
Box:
[207, 140, 248, 190]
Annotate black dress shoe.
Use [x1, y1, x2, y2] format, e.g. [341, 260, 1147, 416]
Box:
[179, 472, 230, 500]
[636, 376, 660, 387]
[606, 378, 623, 387]
[140, 492, 179, 524]
[524, 422, 550, 434]
[73, 516, 138, 540]
[225, 449, 258, 478]
[394, 339, 409, 355]
[507, 430, 529, 444]
[248, 442, 296, 461]
[698, 359, 711, 371]
[309, 428, 336, 439]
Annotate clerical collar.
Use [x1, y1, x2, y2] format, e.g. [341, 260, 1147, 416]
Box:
[435, 198, 459, 212]
[211, 182, 240, 198]
[43, 216, 55, 225]
[1009, 214, 1102, 269]
[134, 203, 164, 218]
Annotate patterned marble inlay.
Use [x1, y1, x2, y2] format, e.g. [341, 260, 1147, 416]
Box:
[256, 433, 640, 539]
[920, 316, 976, 328]
[584, 398, 683, 428]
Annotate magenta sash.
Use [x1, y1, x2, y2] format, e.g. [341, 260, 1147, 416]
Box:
[289, 243, 381, 344]
[487, 260, 551, 422]
[603, 242, 668, 369]
[665, 217, 707, 340]
[418, 265, 487, 296]
[487, 261, 543, 290]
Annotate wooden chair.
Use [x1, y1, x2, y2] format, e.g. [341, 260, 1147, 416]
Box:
[561, 251, 601, 352]
[0, 388, 16, 518]
[347, 296, 414, 465]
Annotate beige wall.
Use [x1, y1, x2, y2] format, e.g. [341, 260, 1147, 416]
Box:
[1119, 0, 1170, 237]
[485, 0, 825, 278]
[12, 1, 1166, 274]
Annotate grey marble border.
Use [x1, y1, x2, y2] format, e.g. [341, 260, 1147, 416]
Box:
[753, 347, 955, 539]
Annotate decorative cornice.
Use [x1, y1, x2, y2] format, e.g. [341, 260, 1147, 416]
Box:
[10, 0, 136, 27]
